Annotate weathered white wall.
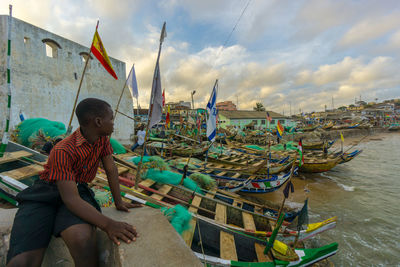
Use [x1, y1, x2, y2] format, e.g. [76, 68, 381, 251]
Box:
[0, 16, 134, 143]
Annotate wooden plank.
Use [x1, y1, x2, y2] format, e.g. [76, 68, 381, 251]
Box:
[231, 173, 241, 178]
[117, 166, 129, 174]
[220, 231, 238, 261]
[188, 196, 202, 213]
[151, 185, 172, 201]
[215, 203, 227, 224]
[181, 218, 196, 247]
[0, 151, 32, 165]
[217, 171, 227, 177]
[230, 158, 241, 163]
[1, 164, 43, 180]
[254, 243, 273, 262]
[242, 212, 256, 231]
[138, 179, 156, 193]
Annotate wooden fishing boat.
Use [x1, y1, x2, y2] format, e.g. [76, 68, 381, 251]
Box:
[1, 142, 337, 244]
[299, 157, 341, 173]
[302, 140, 335, 150]
[92, 176, 339, 266]
[147, 141, 208, 157]
[335, 149, 363, 164]
[94, 173, 337, 243]
[297, 125, 319, 132]
[322, 122, 334, 130]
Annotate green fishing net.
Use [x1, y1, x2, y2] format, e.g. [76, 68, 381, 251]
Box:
[270, 141, 298, 151]
[110, 138, 127, 154]
[13, 118, 66, 148]
[92, 187, 114, 207]
[188, 173, 216, 191]
[161, 204, 192, 235]
[128, 156, 202, 193]
[168, 157, 203, 170]
[245, 145, 265, 150]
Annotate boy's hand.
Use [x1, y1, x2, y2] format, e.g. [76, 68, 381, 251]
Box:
[104, 219, 139, 245]
[115, 201, 143, 212]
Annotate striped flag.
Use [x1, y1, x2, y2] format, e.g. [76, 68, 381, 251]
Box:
[277, 121, 284, 138]
[340, 132, 344, 143]
[297, 139, 304, 166]
[162, 89, 165, 107]
[91, 28, 118, 79]
[206, 80, 218, 142]
[266, 112, 272, 123]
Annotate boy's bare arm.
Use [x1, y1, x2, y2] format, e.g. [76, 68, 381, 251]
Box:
[101, 154, 143, 211]
[57, 181, 138, 245]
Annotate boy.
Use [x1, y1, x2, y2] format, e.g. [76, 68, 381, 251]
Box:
[7, 98, 141, 267]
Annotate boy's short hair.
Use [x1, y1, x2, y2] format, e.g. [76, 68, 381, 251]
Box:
[75, 98, 111, 126]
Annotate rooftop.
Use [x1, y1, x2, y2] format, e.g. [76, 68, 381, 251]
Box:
[219, 110, 285, 119]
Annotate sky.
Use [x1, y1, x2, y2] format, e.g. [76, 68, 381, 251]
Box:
[1, 0, 400, 114]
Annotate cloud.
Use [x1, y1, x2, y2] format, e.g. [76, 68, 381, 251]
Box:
[338, 12, 400, 47]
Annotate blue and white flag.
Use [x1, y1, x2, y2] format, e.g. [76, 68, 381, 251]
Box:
[127, 64, 139, 99]
[206, 80, 218, 142]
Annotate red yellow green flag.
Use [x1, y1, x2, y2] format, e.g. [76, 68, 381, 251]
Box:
[91, 30, 118, 79]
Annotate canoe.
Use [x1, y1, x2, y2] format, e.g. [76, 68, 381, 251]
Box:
[94, 173, 337, 243]
[147, 141, 209, 157]
[299, 158, 341, 173]
[302, 140, 336, 150]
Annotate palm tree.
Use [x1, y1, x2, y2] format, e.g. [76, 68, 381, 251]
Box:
[253, 102, 266, 111]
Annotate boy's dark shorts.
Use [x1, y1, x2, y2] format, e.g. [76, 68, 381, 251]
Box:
[6, 179, 101, 263]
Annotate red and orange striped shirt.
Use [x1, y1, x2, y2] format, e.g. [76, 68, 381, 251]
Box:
[40, 128, 113, 183]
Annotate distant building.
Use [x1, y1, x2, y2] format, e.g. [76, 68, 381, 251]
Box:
[216, 101, 237, 111]
[166, 101, 191, 110]
[218, 110, 295, 129]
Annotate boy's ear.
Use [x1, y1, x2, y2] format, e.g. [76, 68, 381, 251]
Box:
[94, 117, 103, 127]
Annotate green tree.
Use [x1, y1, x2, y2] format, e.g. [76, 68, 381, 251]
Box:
[253, 102, 266, 111]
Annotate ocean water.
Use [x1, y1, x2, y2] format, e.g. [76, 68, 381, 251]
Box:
[258, 133, 400, 266]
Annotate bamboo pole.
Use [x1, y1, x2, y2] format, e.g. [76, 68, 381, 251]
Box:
[135, 22, 166, 190]
[276, 160, 296, 220]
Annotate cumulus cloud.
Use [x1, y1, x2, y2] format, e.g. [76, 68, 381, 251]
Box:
[1, 0, 399, 114]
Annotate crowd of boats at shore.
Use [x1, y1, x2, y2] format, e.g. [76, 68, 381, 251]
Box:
[0, 122, 378, 266]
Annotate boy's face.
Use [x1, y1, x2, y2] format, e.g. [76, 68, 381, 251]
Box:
[98, 107, 114, 135]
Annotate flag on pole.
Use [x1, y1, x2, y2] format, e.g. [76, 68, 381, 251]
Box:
[277, 120, 284, 138]
[206, 80, 218, 142]
[166, 105, 170, 129]
[148, 62, 163, 128]
[296, 139, 304, 166]
[127, 65, 138, 99]
[297, 199, 309, 232]
[266, 112, 272, 123]
[340, 132, 344, 143]
[162, 89, 165, 107]
[91, 28, 118, 79]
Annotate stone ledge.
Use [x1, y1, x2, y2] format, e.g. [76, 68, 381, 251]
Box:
[0, 207, 202, 267]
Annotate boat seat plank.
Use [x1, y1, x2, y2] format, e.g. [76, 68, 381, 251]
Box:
[181, 218, 196, 247]
[151, 185, 172, 201]
[231, 173, 241, 178]
[138, 179, 156, 193]
[1, 164, 43, 180]
[0, 151, 33, 165]
[230, 158, 241, 163]
[189, 196, 202, 213]
[242, 212, 256, 231]
[117, 166, 129, 175]
[217, 171, 227, 177]
[215, 203, 227, 224]
[220, 231, 238, 261]
[254, 243, 273, 262]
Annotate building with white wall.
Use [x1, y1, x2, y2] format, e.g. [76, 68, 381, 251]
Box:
[0, 15, 134, 143]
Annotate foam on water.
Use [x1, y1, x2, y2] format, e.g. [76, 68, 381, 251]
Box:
[337, 183, 355, 191]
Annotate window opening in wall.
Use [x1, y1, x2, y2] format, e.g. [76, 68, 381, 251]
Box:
[261, 119, 265, 124]
[271, 119, 276, 124]
[42, 39, 61, 58]
[23, 37, 30, 46]
[79, 52, 92, 68]
[278, 119, 285, 124]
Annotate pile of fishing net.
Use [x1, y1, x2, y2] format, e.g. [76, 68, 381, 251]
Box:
[91, 187, 114, 207]
[188, 173, 216, 191]
[161, 204, 192, 235]
[168, 157, 203, 170]
[13, 118, 129, 154]
[109, 138, 127, 154]
[13, 118, 67, 149]
[128, 156, 203, 193]
[270, 141, 298, 151]
[208, 144, 231, 157]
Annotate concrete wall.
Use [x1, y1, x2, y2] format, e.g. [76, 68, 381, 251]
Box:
[0, 16, 134, 143]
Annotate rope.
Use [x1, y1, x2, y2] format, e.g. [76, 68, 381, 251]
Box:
[195, 217, 207, 266]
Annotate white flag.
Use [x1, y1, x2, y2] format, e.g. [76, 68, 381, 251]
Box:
[127, 64, 138, 99]
[206, 80, 218, 142]
[149, 62, 163, 128]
